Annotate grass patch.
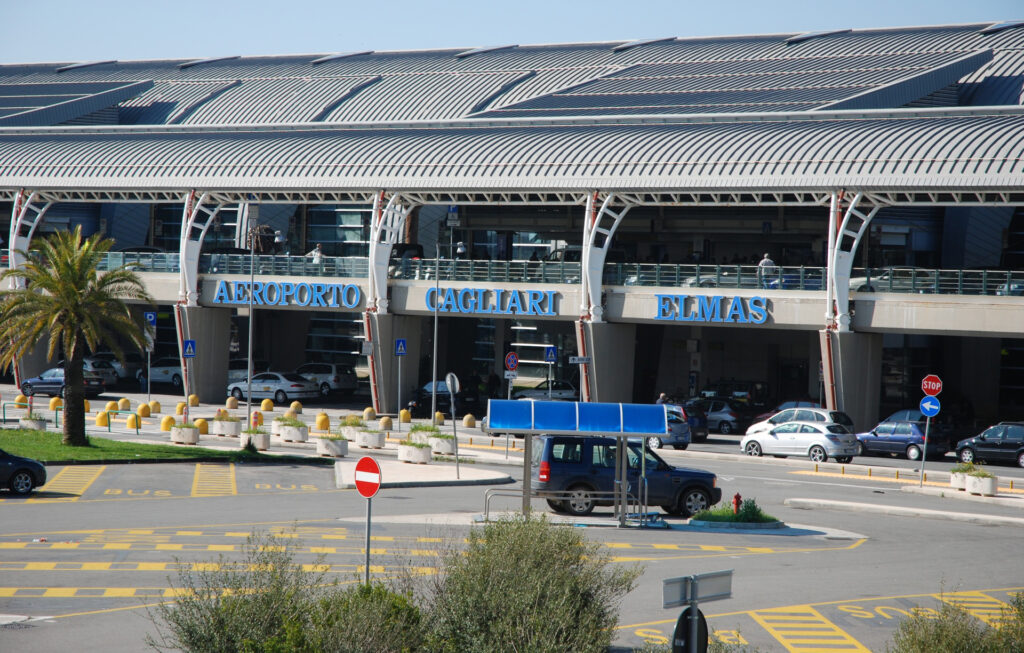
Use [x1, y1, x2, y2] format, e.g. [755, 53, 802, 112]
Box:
[0, 429, 329, 465]
[692, 498, 778, 523]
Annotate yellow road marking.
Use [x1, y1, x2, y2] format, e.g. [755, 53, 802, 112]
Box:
[30, 466, 106, 502]
[750, 605, 870, 652]
[938, 591, 1012, 627]
[0, 561, 438, 574]
[190, 463, 236, 497]
[0, 541, 444, 555]
[790, 469, 1024, 494]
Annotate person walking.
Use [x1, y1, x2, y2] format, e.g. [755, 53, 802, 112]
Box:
[757, 252, 777, 289]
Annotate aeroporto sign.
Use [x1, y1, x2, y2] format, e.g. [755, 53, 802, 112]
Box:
[211, 279, 361, 308]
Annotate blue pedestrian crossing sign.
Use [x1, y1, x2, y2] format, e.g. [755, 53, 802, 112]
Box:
[144, 311, 157, 327]
[183, 340, 197, 359]
[919, 395, 941, 418]
[544, 346, 557, 363]
[395, 338, 407, 357]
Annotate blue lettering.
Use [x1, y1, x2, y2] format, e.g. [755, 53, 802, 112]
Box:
[725, 296, 748, 323]
[232, 281, 247, 303]
[506, 291, 523, 314]
[214, 280, 231, 304]
[697, 296, 723, 322]
[251, 282, 265, 305]
[476, 288, 493, 314]
[342, 284, 360, 308]
[311, 283, 327, 307]
[295, 283, 312, 307]
[544, 290, 557, 316]
[526, 290, 543, 316]
[458, 288, 475, 312]
[493, 290, 505, 314]
[425, 287, 438, 311]
[279, 282, 296, 306]
[442, 288, 458, 312]
[676, 295, 694, 321]
[264, 282, 280, 305]
[656, 294, 675, 320]
[748, 296, 768, 324]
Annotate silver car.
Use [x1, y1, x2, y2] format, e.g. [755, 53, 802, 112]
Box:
[227, 372, 318, 403]
[740, 421, 858, 463]
[295, 362, 358, 397]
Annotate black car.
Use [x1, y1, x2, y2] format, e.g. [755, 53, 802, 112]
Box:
[681, 399, 710, 443]
[531, 435, 721, 517]
[956, 422, 1024, 467]
[406, 381, 481, 418]
[0, 448, 47, 495]
[21, 367, 105, 398]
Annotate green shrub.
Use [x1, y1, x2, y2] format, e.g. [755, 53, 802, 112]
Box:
[399, 439, 431, 449]
[273, 416, 306, 428]
[887, 591, 1024, 653]
[969, 468, 995, 478]
[428, 433, 454, 440]
[242, 427, 266, 435]
[341, 415, 364, 428]
[693, 499, 777, 523]
[425, 514, 640, 653]
[950, 462, 975, 474]
[174, 421, 196, 428]
[214, 414, 240, 422]
[410, 424, 440, 433]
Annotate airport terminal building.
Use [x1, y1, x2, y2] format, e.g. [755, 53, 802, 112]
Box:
[2, 21, 1024, 430]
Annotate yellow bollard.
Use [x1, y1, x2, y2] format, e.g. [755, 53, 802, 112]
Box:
[126, 414, 139, 429]
[194, 418, 208, 435]
[290, 401, 303, 414]
[261, 398, 274, 412]
[379, 416, 393, 430]
[284, 408, 298, 419]
[363, 406, 376, 420]
[188, 394, 199, 407]
[434, 412, 445, 426]
[316, 412, 330, 431]
[15, 394, 27, 405]
[176, 402, 186, 415]
[149, 400, 161, 413]
[399, 408, 411, 423]
[118, 397, 131, 411]
[83, 399, 90, 413]
[137, 403, 151, 418]
[105, 400, 118, 412]
[160, 415, 175, 431]
[95, 411, 109, 427]
[462, 414, 476, 428]
[225, 396, 238, 410]
[49, 397, 63, 411]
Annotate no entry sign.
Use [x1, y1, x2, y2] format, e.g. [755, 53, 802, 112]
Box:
[354, 456, 382, 499]
[921, 374, 943, 397]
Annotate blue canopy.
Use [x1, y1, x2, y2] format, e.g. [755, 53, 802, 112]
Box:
[486, 399, 667, 436]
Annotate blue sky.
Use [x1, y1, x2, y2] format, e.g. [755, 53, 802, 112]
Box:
[1, 0, 1020, 63]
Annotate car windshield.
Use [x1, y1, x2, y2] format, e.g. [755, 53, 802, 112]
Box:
[283, 374, 311, 383]
[829, 412, 854, 426]
[827, 424, 851, 434]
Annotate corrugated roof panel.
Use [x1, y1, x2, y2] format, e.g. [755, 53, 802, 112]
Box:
[119, 80, 236, 124]
[484, 66, 621, 109]
[178, 76, 377, 124]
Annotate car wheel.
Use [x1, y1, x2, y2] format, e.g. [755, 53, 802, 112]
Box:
[274, 390, 288, 405]
[319, 383, 331, 398]
[678, 488, 711, 517]
[906, 444, 922, 461]
[20, 383, 34, 397]
[171, 374, 182, 389]
[719, 422, 732, 435]
[808, 446, 828, 463]
[60, 386, 67, 398]
[673, 443, 689, 450]
[231, 387, 243, 400]
[835, 456, 853, 464]
[744, 441, 762, 457]
[546, 499, 568, 514]
[959, 448, 975, 463]
[856, 442, 867, 456]
[564, 485, 595, 516]
[9, 470, 35, 495]
[646, 436, 662, 450]
[1018, 451, 1024, 468]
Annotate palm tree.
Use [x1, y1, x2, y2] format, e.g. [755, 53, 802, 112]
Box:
[0, 226, 153, 446]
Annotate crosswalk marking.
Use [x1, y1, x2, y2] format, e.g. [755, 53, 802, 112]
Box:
[29, 466, 106, 502]
[938, 591, 1012, 627]
[750, 606, 870, 652]
[190, 463, 236, 497]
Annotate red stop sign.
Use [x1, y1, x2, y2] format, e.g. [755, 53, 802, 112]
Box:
[921, 374, 943, 397]
[354, 456, 382, 499]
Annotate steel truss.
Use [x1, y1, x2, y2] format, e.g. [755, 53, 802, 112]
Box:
[367, 192, 416, 314]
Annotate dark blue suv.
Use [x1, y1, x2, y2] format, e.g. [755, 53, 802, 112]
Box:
[531, 435, 722, 517]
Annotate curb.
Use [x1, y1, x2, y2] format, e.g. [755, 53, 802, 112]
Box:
[901, 484, 1024, 509]
[688, 519, 785, 530]
[784, 497, 1024, 527]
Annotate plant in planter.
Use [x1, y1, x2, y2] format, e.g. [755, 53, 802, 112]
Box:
[340, 415, 365, 441]
[171, 421, 200, 445]
[241, 427, 270, 451]
[397, 438, 432, 464]
[316, 431, 349, 457]
[19, 412, 47, 431]
[211, 414, 242, 437]
[428, 432, 456, 455]
[966, 466, 998, 496]
[410, 423, 440, 445]
[274, 416, 309, 443]
[949, 462, 975, 491]
[356, 427, 386, 449]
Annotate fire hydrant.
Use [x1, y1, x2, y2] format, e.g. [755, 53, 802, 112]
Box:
[732, 492, 742, 514]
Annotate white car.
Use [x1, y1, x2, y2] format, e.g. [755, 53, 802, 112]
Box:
[295, 362, 358, 397]
[59, 358, 118, 387]
[149, 356, 183, 388]
[227, 358, 270, 384]
[746, 407, 854, 436]
[740, 421, 858, 463]
[513, 379, 578, 401]
[227, 372, 318, 403]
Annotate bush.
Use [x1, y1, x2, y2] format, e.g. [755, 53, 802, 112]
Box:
[410, 424, 440, 433]
[425, 514, 640, 653]
[887, 591, 1024, 652]
[341, 415, 364, 428]
[950, 462, 975, 474]
[693, 498, 777, 523]
[273, 416, 306, 428]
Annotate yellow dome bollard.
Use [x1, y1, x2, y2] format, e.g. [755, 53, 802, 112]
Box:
[126, 414, 139, 429]
[379, 416, 393, 430]
[105, 400, 118, 412]
[261, 398, 274, 412]
[160, 415, 175, 431]
[225, 396, 238, 410]
[83, 399, 90, 412]
[251, 411, 264, 427]
[15, 394, 28, 406]
[49, 397, 63, 411]
[290, 400, 303, 413]
[94, 411, 109, 427]
[399, 408, 411, 423]
[363, 407, 376, 420]
[118, 397, 131, 411]
[137, 403, 151, 418]
[188, 394, 199, 407]
[283, 408, 298, 419]
[434, 412, 445, 426]
[194, 418, 208, 435]
[462, 414, 476, 428]
[149, 400, 161, 413]
[176, 402, 186, 415]
[315, 412, 330, 431]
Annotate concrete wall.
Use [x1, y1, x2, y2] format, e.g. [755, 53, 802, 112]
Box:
[829, 330, 882, 433]
[369, 313, 425, 414]
[180, 306, 232, 404]
[586, 322, 637, 402]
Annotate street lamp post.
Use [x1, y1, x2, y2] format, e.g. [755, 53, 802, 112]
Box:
[430, 237, 440, 424]
[245, 225, 259, 428]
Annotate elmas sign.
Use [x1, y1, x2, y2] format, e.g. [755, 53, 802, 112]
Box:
[211, 280, 361, 308]
[654, 294, 768, 324]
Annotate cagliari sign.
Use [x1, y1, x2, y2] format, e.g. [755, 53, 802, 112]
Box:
[426, 287, 558, 315]
[211, 280, 361, 307]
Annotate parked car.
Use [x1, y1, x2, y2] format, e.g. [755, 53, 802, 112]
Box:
[956, 422, 1024, 467]
[702, 398, 746, 434]
[767, 270, 824, 290]
[849, 266, 936, 293]
[21, 367, 105, 398]
[227, 372, 319, 403]
[680, 400, 709, 443]
[531, 435, 721, 516]
[741, 421, 858, 463]
[149, 357, 183, 388]
[855, 421, 949, 460]
[57, 358, 118, 387]
[512, 379, 578, 401]
[0, 448, 47, 495]
[407, 381, 481, 418]
[635, 404, 691, 450]
[227, 358, 270, 384]
[88, 351, 144, 381]
[746, 407, 853, 436]
[296, 362, 358, 397]
[752, 399, 823, 423]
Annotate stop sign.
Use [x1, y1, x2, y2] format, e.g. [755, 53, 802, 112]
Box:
[921, 374, 943, 397]
[354, 456, 382, 499]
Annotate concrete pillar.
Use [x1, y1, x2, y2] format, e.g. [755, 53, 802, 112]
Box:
[581, 321, 637, 403]
[17, 339, 53, 382]
[368, 313, 425, 414]
[826, 330, 882, 433]
[180, 306, 232, 404]
[262, 311, 311, 370]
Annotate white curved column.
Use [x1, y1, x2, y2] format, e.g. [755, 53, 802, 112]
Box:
[8, 190, 53, 288]
[178, 191, 230, 306]
[367, 192, 415, 315]
[581, 192, 632, 323]
[826, 191, 882, 332]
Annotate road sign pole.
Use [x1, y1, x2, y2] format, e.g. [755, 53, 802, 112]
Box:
[548, 361, 552, 400]
[147, 350, 151, 404]
[920, 416, 931, 488]
[364, 496, 372, 585]
[397, 356, 402, 434]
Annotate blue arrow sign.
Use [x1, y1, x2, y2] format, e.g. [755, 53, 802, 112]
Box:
[544, 346, 557, 363]
[144, 311, 157, 327]
[395, 338, 407, 356]
[183, 339, 196, 359]
[919, 395, 941, 418]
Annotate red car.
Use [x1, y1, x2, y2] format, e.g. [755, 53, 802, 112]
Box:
[753, 399, 821, 422]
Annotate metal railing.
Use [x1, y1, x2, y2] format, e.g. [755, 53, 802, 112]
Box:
[482, 486, 640, 524]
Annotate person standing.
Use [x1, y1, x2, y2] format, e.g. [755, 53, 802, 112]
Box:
[757, 252, 776, 288]
[656, 392, 669, 404]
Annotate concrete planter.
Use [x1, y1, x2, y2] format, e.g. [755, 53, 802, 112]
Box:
[966, 474, 998, 496]
[357, 431, 386, 449]
[18, 418, 47, 431]
[398, 443, 432, 464]
[270, 419, 283, 436]
[279, 424, 309, 443]
[410, 430, 435, 445]
[429, 436, 455, 455]
[950, 472, 968, 491]
[316, 438, 348, 457]
[211, 420, 242, 437]
[341, 426, 362, 441]
[242, 431, 270, 451]
[171, 426, 199, 445]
